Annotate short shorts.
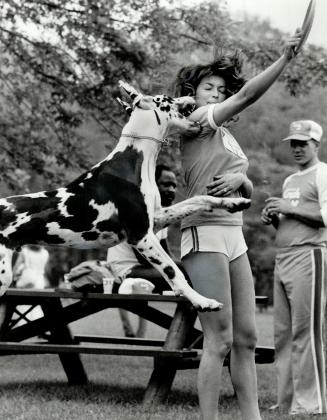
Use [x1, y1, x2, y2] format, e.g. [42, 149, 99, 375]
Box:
[181, 225, 247, 261]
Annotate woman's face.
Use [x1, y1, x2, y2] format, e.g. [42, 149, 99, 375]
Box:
[195, 75, 226, 108]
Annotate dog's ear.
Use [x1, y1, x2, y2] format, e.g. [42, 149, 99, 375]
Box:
[116, 97, 132, 116]
[118, 80, 140, 100]
[118, 80, 144, 108]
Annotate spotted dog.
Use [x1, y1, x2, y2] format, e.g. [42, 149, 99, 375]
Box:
[0, 81, 250, 311]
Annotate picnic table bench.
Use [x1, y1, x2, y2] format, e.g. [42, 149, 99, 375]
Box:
[0, 289, 274, 405]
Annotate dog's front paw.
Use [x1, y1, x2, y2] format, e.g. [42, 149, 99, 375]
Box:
[222, 198, 251, 213]
[195, 298, 224, 312]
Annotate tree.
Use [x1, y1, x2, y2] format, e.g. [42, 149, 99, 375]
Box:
[1, 1, 327, 288]
[1, 0, 327, 194]
[0, 0, 157, 191]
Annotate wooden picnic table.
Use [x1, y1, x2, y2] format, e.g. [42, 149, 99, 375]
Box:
[0, 289, 274, 405]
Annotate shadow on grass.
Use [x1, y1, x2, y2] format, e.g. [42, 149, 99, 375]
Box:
[0, 380, 236, 407]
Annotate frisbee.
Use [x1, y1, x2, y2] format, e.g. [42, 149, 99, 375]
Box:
[295, 0, 316, 53]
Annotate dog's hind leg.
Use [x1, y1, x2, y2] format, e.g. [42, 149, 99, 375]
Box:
[134, 233, 223, 312]
[0, 245, 13, 297]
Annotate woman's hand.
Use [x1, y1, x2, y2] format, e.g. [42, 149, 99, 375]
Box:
[206, 173, 244, 197]
[283, 28, 303, 61]
[180, 120, 202, 138]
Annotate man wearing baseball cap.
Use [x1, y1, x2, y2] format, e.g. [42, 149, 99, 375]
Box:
[261, 120, 327, 415]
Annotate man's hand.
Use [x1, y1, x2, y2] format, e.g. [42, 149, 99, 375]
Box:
[206, 173, 244, 197]
[265, 197, 294, 215]
[261, 207, 274, 225]
[261, 204, 280, 228]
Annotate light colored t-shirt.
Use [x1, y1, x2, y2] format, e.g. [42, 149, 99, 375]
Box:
[181, 104, 249, 229]
[276, 162, 327, 248]
[107, 228, 168, 281]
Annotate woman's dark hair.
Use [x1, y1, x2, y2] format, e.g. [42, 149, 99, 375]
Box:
[173, 50, 246, 99]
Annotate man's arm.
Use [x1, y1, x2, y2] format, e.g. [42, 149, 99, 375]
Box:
[265, 197, 325, 229]
[286, 207, 324, 228]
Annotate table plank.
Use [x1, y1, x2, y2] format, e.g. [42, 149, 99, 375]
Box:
[0, 341, 198, 358]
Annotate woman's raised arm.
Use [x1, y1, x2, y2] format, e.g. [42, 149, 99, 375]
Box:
[211, 30, 302, 126]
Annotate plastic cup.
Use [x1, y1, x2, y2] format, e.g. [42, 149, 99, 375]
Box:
[103, 277, 115, 294]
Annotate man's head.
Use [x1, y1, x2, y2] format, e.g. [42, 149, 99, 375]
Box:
[155, 164, 177, 207]
[282, 120, 323, 169]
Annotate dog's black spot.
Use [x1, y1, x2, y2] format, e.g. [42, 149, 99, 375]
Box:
[149, 257, 161, 265]
[51, 193, 99, 233]
[82, 231, 99, 241]
[154, 110, 161, 125]
[0, 206, 19, 230]
[45, 190, 58, 198]
[1, 270, 4, 274]
[96, 215, 121, 234]
[4, 218, 65, 248]
[159, 105, 171, 112]
[164, 266, 175, 279]
[138, 248, 144, 252]
[7, 195, 61, 216]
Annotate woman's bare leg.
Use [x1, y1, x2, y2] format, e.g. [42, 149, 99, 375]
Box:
[229, 253, 261, 420]
[182, 252, 232, 420]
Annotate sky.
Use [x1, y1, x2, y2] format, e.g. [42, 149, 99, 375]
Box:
[226, 0, 326, 48]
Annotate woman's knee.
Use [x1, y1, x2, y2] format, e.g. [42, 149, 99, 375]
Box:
[233, 327, 258, 352]
[203, 320, 233, 360]
[204, 336, 233, 360]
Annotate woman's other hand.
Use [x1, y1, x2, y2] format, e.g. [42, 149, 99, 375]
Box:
[206, 173, 244, 197]
[180, 120, 202, 138]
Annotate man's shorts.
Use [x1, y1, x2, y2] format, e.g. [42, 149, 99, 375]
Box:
[181, 225, 248, 261]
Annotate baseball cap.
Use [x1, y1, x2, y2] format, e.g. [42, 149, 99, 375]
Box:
[282, 120, 323, 142]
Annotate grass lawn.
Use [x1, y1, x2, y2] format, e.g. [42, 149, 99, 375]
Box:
[0, 305, 316, 419]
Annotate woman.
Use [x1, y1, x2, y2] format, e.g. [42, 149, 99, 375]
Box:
[173, 31, 302, 420]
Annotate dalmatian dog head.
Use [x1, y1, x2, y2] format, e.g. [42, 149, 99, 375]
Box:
[117, 80, 201, 140]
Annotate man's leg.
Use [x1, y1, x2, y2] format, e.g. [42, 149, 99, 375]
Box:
[289, 248, 327, 414]
[273, 255, 293, 411]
